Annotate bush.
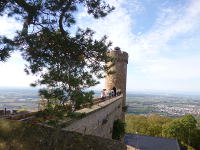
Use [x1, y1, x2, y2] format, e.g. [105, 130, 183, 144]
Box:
[112, 119, 125, 140]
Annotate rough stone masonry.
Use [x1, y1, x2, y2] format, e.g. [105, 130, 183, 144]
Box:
[105, 47, 129, 116]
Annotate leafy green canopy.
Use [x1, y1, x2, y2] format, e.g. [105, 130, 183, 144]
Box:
[0, 0, 114, 110]
[163, 115, 197, 139]
[126, 114, 200, 150]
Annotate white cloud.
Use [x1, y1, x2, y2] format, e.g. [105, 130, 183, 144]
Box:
[0, 52, 37, 87]
[133, 0, 200, 61]
[138, 57, 200, 80]
[77, 0, 200, 91]
[77, 0, 143, 60]
[0, 16, 30, 87]
[0, 16, 22, 38]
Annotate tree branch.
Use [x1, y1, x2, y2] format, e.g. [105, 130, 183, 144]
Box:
[14, 0, 38, 34]
[59, 2, 72, 40]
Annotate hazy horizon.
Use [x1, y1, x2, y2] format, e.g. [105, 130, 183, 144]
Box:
[0, 86, 200, 96]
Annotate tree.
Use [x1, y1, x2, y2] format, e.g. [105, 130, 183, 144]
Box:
[162, 119, 185, 141]
[126, 114, 200, 150]
[125, 114, 172, 136]
[146, 115, 170, 136]
[190, 128, 200, 150]
[0, 0, 114, 111]
[162, 115, 198, 149]
[125, 114, 148, 134]
[181, 114, 197, 130]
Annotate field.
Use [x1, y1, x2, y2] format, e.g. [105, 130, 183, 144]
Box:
[0, 88, 39, 111]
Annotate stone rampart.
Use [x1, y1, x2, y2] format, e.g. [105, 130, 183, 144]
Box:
[63, 95, 123, 139]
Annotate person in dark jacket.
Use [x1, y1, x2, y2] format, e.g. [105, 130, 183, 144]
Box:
[112, 87, 117, 96]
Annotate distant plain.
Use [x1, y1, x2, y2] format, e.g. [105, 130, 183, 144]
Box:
[0, 88, 200, 116]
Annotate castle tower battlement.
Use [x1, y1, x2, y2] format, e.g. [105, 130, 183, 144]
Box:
[105, 47, 128, 111]
[107, 47, 128, 62]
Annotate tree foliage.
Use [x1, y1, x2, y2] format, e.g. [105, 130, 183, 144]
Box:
[125, 114, 172, 137]
[0, 0, 115, 110]
[126, 114, 200, 150]
[162, 115, 198, 150]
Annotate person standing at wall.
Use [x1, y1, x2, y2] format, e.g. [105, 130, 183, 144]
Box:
[101, 89, 107, 100]
[112, 87, 117, 96]
[108, 90, 112, 98]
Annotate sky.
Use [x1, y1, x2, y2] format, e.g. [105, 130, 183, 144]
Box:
[0, 0, 200, 93]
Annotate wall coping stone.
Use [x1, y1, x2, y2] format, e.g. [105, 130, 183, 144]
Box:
[76, 95, 123, 115]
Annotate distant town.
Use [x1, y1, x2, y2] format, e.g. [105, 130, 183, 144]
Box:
[126, 93, 200, 117]
[156, 104, 200, 116]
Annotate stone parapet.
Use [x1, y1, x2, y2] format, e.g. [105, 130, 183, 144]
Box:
[63, 95, 123, 139]
[107, 49, 128, 64]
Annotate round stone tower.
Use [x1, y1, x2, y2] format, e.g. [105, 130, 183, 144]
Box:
[105, 47, 128, 110]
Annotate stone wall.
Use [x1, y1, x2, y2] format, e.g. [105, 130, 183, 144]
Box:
[63, 95, 123, 139]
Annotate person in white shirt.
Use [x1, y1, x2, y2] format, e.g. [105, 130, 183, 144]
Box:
[101, 89, 107, 100]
